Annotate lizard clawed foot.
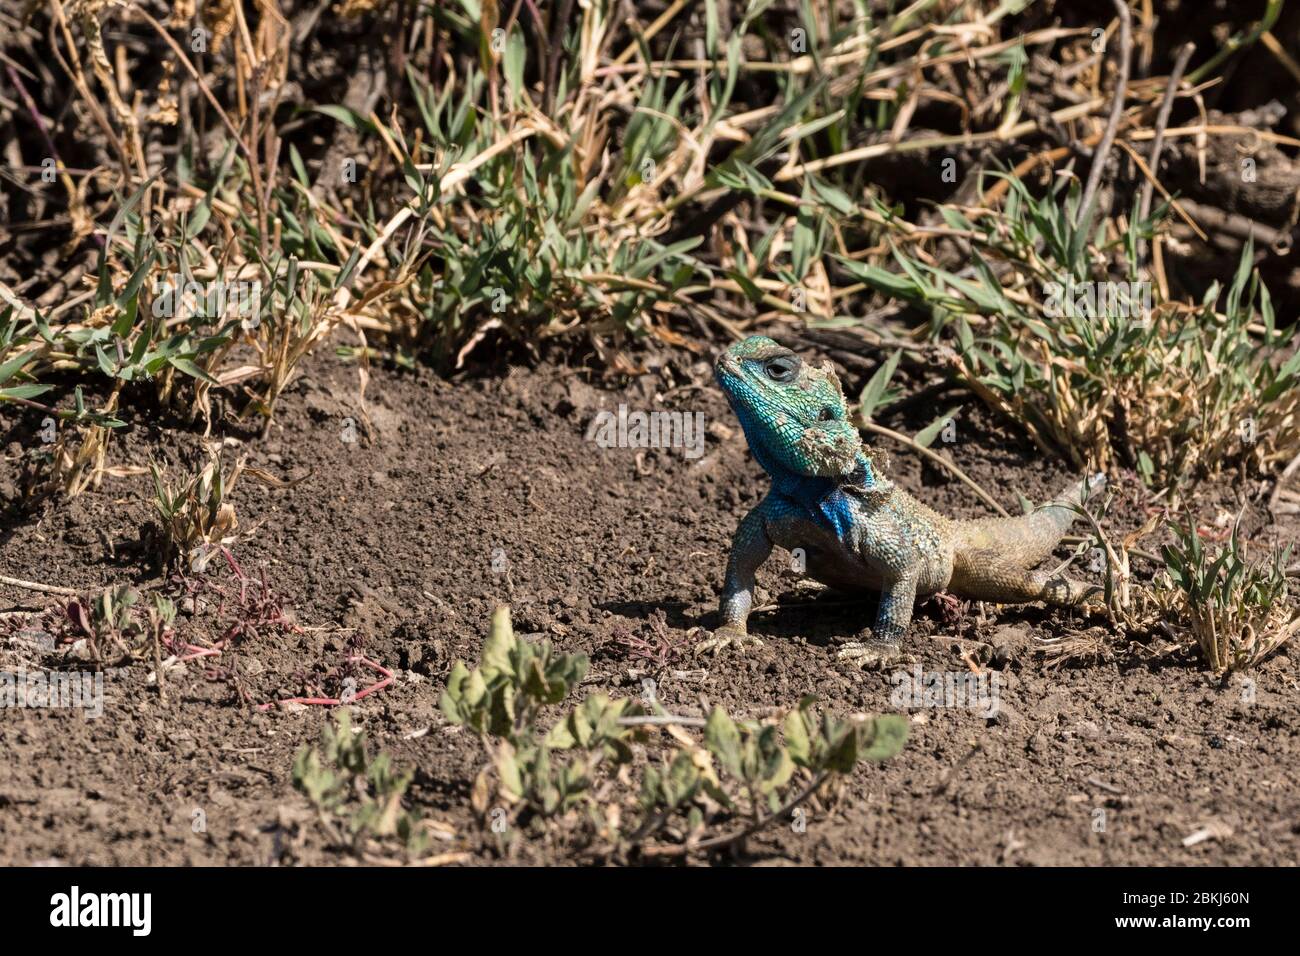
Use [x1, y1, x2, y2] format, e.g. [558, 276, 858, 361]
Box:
[836, 640, 911, 670]
[694, 625, 764, 656]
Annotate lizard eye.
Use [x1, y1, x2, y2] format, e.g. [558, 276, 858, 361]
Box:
[818, 406, 838, 422]
[763, 355, 800, 383]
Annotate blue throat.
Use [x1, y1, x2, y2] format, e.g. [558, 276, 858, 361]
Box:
[742, 422, 875, 540]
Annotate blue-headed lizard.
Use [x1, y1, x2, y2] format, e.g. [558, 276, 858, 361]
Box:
[702, 335, 1106, 668]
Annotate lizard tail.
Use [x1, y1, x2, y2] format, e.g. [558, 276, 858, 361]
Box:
[951, 472, 1105, 570]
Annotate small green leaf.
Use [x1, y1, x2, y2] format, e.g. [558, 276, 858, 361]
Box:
[167, 356, 219, 385]
[914, 406, 959, 449]
[0, 349, 34, 386]
[783, 708, 810, 765]
[860, 714, 909, 761]
[857, 349, 902, 422]
[312, 105, 368, 130]
[481, 605, 514, 675]
[504, 28, 526, 107]
[494, 743, 523, 800]
[0, 384, 54, 401]
[704, 706, 743, 776]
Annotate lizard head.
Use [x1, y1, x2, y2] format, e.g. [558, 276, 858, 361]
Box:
[714, 336, 862, 479]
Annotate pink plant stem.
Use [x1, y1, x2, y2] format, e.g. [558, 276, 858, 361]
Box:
[254, 656, 394, 712]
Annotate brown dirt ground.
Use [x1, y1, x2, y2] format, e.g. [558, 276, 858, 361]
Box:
[1, 344, 1298, 866]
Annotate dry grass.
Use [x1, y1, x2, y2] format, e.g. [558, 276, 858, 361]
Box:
[150, 443, 246, 572]
[3, 2, 1289, 459]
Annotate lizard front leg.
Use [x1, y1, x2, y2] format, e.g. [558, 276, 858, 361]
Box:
[837, 565, 919, 669]
[696, 500, 774, 655]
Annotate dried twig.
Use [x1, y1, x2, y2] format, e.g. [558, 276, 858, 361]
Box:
[0, 575, 79, 597]
[640, 770, 830, 858]
[859, 421, 1010, 518]
[1138, 42, 1196, 263]
[1076, 0, 1132, 234]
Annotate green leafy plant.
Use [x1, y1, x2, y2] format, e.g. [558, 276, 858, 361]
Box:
[440, 605, 629, 819]
[292, 709, 429, 858]
[150, 445, 246, 572]
[47, 584, 178, 679]
[847, 175, 1299, 493]
[1158, 521, 1299, 675]
[441, 606, 907, 858]
[57, 585, 152, 664]
[0, 116, 359, 487]
[388, 68, 708, 370]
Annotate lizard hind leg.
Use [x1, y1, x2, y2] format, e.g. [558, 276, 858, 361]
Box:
[949, 551, 1101, 607]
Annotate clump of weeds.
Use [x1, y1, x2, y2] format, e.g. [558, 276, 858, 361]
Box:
[439, 606, 907, 860]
